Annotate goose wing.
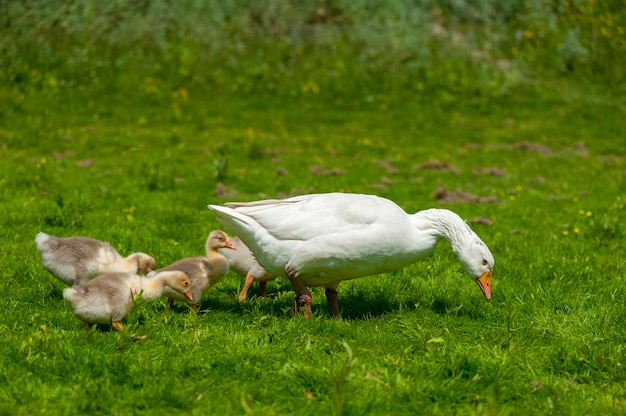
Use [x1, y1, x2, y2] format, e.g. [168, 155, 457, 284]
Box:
[214, 193, 406, 241]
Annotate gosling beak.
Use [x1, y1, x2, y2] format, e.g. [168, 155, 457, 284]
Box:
[224, 240, 237, 250]
[475, 270, 492, 301]
[184, 288, 193, 302]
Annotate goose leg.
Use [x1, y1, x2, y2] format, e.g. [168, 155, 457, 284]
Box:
[259, 281, 268, 298]
[285, 265, 312, 319]
[82, 322, 93, 330]
[325, 288, 341, 317]
[112, 321, 124, 331]
[238, 274, 255, 302]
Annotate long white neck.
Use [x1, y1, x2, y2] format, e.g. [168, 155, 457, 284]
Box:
[412, 208, 475, 255]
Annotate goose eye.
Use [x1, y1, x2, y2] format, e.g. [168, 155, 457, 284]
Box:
[482, 259, 488, 266]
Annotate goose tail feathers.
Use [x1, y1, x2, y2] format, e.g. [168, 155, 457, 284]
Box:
[208, 205, 252, 233]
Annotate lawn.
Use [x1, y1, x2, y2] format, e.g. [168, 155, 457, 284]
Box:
[1, 1, 626, 415]
[1, 84, 625, 415]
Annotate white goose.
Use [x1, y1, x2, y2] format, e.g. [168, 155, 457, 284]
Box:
[209, 192, 494, 318]
[218, 236, 276, 302]
[35, 232, 157, 286]
[63, 270, 193, 330]
[155, 230, 236, 311]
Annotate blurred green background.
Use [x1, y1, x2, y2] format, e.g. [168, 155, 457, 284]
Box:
[2, 0, 624, 101]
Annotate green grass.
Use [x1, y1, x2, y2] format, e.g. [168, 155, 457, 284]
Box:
[1, 2, 626, 410]
[1, 83, 625, 415]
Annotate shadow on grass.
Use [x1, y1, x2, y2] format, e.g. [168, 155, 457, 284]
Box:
[426, 296, 488, 320]
[159, 284, 486, 322]
[335, 294, 408, 321]
[240, 287, 410, 321]
[64, 322, 119, 333]
[334, 288, 488, 321]
[43, 280, 65, 300]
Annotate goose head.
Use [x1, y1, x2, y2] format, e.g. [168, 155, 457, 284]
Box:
[415, 208, 495, 301]
[456, 237, 494, 301]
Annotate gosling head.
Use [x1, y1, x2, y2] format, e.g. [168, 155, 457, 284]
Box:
[206, 230, 236, 252]
[135, 253, 157, 275]
[163, 271, 193, 302]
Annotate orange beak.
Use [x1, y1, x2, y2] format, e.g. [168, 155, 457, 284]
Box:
[224, 240, 237, 250]
[475, 270, 492, 301]
[184, 288, 193, 302]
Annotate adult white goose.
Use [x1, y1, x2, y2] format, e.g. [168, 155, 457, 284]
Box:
[154, 230, 236, 311]
[63, 270, 192, 330]
[218, 236, 276, 302]
[35, 232, 157, 286]
[209, 192, 494, 318]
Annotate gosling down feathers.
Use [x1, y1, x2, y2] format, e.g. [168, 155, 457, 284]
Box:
[209, 192, 494, 318]
[155, 230, 236, 311]
[218, 236, 276, 302]
[63, 270, 192, 330]
[35, 232, 157, 286]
